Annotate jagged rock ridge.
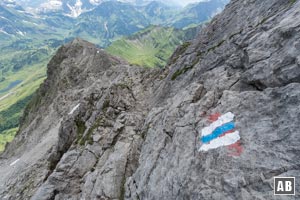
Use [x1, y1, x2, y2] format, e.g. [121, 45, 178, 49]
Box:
[0, 0, 300, 199]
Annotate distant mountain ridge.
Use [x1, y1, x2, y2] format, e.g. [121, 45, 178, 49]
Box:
[170, 0, 228, 28]
[3, 0, 227, 17]
[0, 4, 41, 41]
[73, 1, 149, 46]
[0, 0, 229, 46]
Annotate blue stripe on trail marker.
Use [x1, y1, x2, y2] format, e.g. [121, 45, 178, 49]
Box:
[201, 122, 235, 143]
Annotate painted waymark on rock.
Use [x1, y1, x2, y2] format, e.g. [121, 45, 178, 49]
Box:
[68, 103, 80, 115]
[198, 112, 243, 156]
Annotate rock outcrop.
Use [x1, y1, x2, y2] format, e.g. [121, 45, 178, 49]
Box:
[0, 0, 300, 199]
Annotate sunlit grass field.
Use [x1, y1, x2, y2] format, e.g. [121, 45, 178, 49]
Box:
[0, 128, 18, 152]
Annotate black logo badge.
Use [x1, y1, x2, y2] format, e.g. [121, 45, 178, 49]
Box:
[274, 177, 295, 195]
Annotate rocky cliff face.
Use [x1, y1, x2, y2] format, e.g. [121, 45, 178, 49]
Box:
[0, 0, 300, 199]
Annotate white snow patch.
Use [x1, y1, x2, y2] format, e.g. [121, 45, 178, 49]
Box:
[67, 0, 83, 17]
[40, 0, 63, 12]
[22, 20, 39, 26]
[104, 21, 108, 32]
[0, 29, 11, 36]
[9, 159, 20, 166]
[0, 16, 9, 20]
[68, 103, 80, 115]
[17, 30, 26, 36]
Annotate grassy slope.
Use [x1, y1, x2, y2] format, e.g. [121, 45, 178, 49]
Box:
[0, 128, 18, 152]
[106, 26, 190, 68]
[0, 59, 48, 151]
[106, 25, 197, 68]
[0, 37, 59, 110]
[0, 36, 61, 151]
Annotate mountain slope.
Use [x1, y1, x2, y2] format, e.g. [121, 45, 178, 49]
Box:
[106, 25, 198, 68]
[0, 0, 299, 199]
[141, 1, 179, 25]
[0, 5, 38, 40]
[0, 0, 227, 147]
[13, 0, 103, 17]
[171, 0, 229, 28]
[73, 1, 149, 46]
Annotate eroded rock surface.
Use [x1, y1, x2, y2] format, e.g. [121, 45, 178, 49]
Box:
[0, 0, 300, 199]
